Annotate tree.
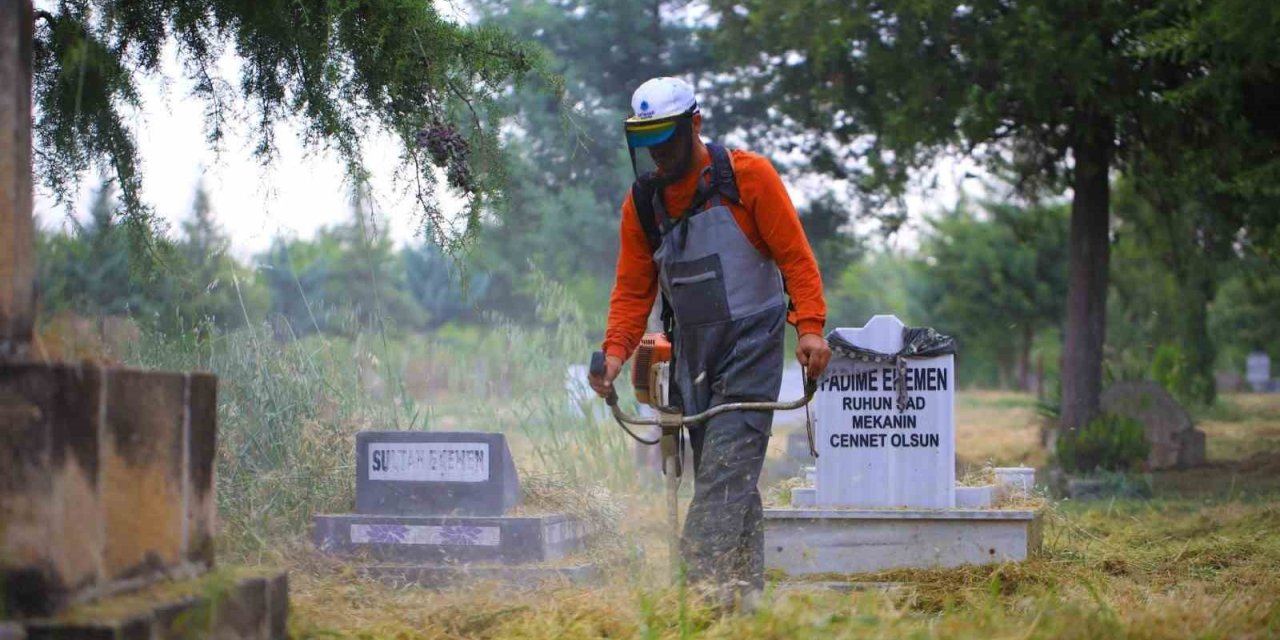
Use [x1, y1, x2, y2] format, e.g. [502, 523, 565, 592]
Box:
[470, 0, 713, 317]
[1108, 181, 1231, 406]
[38, 181, 150, 318]
[173, 182, 264, 330]
[402, 240, 489, 329]
[917, 200, 1068, 389]
[256, 191, 416, 336]
[1211, 268, 1280, 369]
[799, 192, 864, 287]
[31, 0, 548, 250]
[708, 0, 1279, 431]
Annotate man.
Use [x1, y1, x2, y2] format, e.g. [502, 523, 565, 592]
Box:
[588, 77, 832, 604]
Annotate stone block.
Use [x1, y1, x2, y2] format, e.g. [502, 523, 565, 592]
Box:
[313, 513, 590, 564]
[101, 369, 186, 583]
[764, 508, 1041, 575]
[789, 487, 815, 507]
[954, 485, 994, 508]
[213, 576, 268, 639]
[26, 615, 153, 640]
[265, 573, 289, 640]
[355, 432, 520, 516]
[185, 373, 217, 568]
[17, 569, 287, 640]
[151, 597, 210, 640]
[1, 363, 103, 617]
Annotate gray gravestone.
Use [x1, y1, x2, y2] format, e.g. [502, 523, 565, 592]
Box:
[315, 431, 597, 584]
[356, 431, 521, 516]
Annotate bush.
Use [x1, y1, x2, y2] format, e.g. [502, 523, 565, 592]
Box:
[1055, 413, 1150, 474]
[1151, 342, 1214, 408]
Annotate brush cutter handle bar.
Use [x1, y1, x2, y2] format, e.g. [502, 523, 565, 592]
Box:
[605, 379, 817, 427]
[590, 349, 818, 428]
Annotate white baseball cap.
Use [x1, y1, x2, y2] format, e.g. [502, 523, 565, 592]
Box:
[625, 77, 699, 148]
[630, 77, 697, 120]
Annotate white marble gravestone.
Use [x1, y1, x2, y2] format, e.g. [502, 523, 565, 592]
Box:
[814, 315, 956, 508]
[1246, 352, 1271, 392]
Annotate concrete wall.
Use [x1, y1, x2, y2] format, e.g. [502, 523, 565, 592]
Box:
[0, 363, 216, 617]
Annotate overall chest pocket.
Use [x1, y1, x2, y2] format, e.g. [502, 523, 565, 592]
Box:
[665, 254, 731, 327]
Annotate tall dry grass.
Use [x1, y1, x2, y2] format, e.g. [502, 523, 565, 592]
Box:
[121, 273, 642, 559]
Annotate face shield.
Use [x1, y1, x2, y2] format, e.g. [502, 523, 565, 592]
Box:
[625, 110, 696, 187]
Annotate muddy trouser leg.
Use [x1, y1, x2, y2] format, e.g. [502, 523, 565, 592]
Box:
[681, 408, 771, 592]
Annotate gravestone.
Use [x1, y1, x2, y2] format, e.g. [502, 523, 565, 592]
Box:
[314, 432, 595, 587]
[356, 431, 520, 516]
[764, 315, 1042, 576]
[814, 315, 956, 508]
[1246, 352, 1271, 392]
[1100, 381, 1206, 469]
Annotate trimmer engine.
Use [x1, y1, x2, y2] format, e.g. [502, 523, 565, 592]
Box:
[631, 332, 673, 408]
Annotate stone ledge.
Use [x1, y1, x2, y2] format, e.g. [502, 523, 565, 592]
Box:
[358, 563, 600, 590]
[13, 567, 286, 640]
[313, 513, 592, 565]
[765, 507, 1040, 520]
[765, 509, 1044, 575]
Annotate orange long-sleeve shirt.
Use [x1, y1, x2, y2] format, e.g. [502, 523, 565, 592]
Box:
[603, 147, 826, 361]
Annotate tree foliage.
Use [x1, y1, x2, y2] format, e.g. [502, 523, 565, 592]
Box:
[468, 0, 712, 318]
[917, 199, 1068, 388]
[32, 0, 549, 249]
[706, 0, 1279, 428]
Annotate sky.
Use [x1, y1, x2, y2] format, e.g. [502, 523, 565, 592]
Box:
[31, 2, 982, 263]
[32, 44, 435, 262]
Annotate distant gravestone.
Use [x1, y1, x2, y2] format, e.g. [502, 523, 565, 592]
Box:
[1099, 381, 1206, 469]
[356, 431, 520, 516]
[814, 315, 956, 508]
[1246, 352, 1271, 392]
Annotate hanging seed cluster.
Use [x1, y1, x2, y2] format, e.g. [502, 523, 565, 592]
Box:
[416, 124, 473, 192]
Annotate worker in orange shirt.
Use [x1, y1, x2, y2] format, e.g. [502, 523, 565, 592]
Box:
[588, 77, 832, 607]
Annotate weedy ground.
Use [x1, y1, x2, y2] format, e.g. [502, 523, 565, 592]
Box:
[265, 391, 1280, 639]
[102, 285, 1277, 639]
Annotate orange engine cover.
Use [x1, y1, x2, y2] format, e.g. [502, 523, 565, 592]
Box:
[631, 332, 672, 407]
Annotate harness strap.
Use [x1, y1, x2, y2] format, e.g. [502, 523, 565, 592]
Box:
[630, 142, 739, 254]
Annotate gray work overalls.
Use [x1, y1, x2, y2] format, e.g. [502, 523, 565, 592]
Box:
[647, 164, 786, 591]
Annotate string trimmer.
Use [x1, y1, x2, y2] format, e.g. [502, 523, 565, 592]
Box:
[590, 333, 818, 581]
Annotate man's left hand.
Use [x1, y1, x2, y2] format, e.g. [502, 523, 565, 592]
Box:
[796, 333, 832, 381]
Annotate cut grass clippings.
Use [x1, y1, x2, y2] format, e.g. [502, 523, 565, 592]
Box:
[275, 393, 1280, 639]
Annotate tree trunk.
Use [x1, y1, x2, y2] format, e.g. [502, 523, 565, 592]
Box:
[0, 0, 34, 360]
[1060, 119, 1113, 433]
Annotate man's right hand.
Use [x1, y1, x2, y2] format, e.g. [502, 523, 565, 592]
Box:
[589, 354, 624, 397]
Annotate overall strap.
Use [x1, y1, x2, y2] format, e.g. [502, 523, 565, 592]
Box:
[630, 177, 675, 335]
[705, 142, 740, 205]
[631, 178, 663, 253]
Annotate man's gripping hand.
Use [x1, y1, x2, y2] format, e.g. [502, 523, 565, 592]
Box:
[797, 333, 832, 381]
[589, 354, 624, 397]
